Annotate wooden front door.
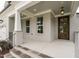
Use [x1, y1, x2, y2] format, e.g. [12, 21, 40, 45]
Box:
[58, 16, 69, 40]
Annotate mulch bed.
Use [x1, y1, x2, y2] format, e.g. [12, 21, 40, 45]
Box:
[0, 50, 9, 58]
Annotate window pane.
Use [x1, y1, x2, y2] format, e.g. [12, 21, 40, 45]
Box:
[38, 26, 43, 33]
[26, 27, 30, 33]
[37, 17, 43, 25]
[26, 20, 30, 26]
[38, 29, 43, 33]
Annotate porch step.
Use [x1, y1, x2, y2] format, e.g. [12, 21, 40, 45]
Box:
[4, 53, 15, 58]
[6, 45, 52, 58]
[15, 47, 41, 58]
[16, 45, 52, 58]
[10, 48, 31, 58]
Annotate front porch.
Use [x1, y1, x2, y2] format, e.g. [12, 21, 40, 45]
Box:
[6, 1, 79, 58]
[4, 40, 74, 58]
[21, 40, 74, 58]
[7, 1, 79, 46]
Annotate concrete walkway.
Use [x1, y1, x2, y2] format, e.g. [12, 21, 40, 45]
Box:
[20, 40, 74, 58]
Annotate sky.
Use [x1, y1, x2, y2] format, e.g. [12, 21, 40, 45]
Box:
[0, 1, 5, 12]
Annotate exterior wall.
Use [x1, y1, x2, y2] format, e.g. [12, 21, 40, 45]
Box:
[0, 26, 2, 40]
[0, 23, 7, 40]
[75, 32, 79, 57]
[22, 13, 53, 42]
[55, 18, 58, 40]
[70, 14, 76, 42]
[70, 2, 79, 42]
[9, 17, 15, 32]
[0, 2, 19, 40]
[69, 2, 79, 57]
[73, 14, 79, 57]
[71, 14, 79, 57]
[0, 1, 29, 41]
[0, 17, 9, 40]
[51, 13, 56, 41]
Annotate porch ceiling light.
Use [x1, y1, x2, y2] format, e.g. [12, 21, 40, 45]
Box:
[60, 6, 64, 15]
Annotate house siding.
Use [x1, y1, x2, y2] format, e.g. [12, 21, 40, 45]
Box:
[22, 13, 53, 42]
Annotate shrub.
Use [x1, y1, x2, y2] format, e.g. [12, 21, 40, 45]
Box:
[0, 40, 13, 54]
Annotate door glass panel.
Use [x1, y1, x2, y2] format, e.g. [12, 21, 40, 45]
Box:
[58, 16, 69, 40]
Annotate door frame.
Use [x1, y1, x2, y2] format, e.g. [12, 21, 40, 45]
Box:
[58, 16, 70, 40]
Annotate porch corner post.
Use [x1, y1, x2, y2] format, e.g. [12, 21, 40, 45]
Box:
[15, 10, 21, 31]
[14, 10, 23, 46]
[75, 32, 79, 58]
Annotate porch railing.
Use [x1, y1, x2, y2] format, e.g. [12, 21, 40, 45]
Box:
[13, 32, 16, 47]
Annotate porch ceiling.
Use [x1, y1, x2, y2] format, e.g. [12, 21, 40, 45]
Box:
[24, 1, 72, 15]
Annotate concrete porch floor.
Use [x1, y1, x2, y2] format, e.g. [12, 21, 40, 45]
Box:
[20, 40, 74, 58]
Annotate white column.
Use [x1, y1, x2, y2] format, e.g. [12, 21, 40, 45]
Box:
[75, 13, 79, 57]
[75, 32, 79, 57]
[14, 11, 22, 31]
[14, 10, 23, 46]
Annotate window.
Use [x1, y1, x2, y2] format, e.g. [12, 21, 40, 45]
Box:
[26, 20, 30, 33]
[37, 17, 43, 33]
